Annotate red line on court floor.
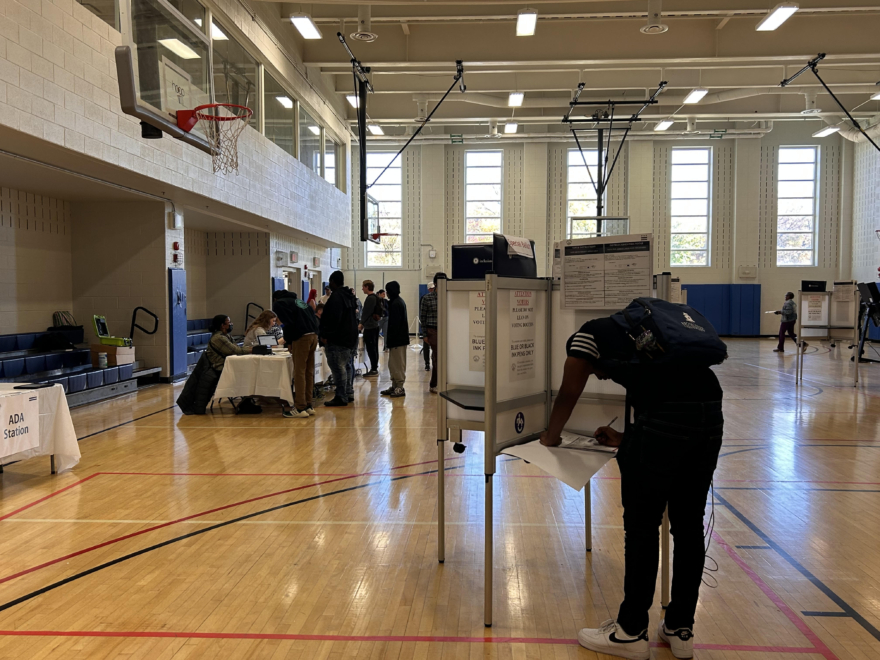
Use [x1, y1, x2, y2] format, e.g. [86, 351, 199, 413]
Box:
[0, 629, 824, 653]
[0, 474, 101, 523]
[0, 457, 462, 586]
[712, 530, 839, 660]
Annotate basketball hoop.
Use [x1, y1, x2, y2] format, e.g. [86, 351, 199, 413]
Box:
[177, 103, 252, 175]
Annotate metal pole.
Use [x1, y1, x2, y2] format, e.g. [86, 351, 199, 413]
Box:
[485, 473, 494, 627]
[357, 77, 368, 241]
[596, 128, 605, 218]
[484, 274, 498, 627]
[437, 277, 448, 563]
[661, 507, 670, 607]
[585, 479, 592, 552]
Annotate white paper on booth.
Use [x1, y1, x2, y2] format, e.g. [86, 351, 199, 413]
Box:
[603, 240, 652, 308]
[806, 295, 824, 323]
[501, 439, 615, 491]
[469, 290, 486, 372]
[558, 430, 617, 454]
[0, 391, 40, 456]
[505, 234, 534, 259]
[509, 289, 536, 381]
[562, 243, 605, 308]
[552, 241, 562, 281]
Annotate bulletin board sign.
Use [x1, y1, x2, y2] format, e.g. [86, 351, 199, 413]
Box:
[561, 233, 653, 309]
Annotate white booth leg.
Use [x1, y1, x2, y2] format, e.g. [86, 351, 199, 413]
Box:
[585, 479, 592, 553]
[485, 474, 493, 627]
[438, 436, 446, 563]
[661, 507, 671, 608]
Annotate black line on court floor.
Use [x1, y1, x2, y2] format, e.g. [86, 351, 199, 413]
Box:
[76, 406, 176, 442]
[735, 545, 771, 550]
[713, 490, 880, 643]
[802, 611, 852, 618]
[718, 448, 764, 458]
[716, 487, 880, 493]
[0, 464, 464, 614]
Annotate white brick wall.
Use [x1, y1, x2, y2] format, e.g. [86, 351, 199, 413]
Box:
[0, 187, 73, 334]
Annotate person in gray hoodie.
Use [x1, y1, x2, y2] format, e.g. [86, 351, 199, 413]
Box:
[774, 292, 806, 353]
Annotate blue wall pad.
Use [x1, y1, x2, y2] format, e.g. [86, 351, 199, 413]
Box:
[681, 284, 761, 336]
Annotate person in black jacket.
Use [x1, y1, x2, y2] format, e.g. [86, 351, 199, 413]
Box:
[273, 290, 320, 417]
[381, 281, 409, 398]
[319, 270, 359, 406]
[359, 279, 381, 376]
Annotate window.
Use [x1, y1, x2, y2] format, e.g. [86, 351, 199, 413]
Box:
[365, 153, 402, 267]
[263, 73, 295, 156]
[298, 106, 322, 175]
[670, 148, 712, 266]
[212, 21, 259, 130]
[77, 0, 118, 29]
[777, 147, 818, 266]
[567, 149, 600, 238]
[465, 151, 503, 243]
[324, 136, 340, 187]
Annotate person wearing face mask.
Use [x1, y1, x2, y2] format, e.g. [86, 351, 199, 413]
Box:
[540, 313, 724, 660]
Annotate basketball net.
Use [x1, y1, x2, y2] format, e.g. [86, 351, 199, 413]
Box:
[177, 103, 252, 175]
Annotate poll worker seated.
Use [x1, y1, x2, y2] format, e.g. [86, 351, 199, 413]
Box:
[243, 310, 285, 348]
[177, 314, 253, 415]
[540, 303, 726, 660]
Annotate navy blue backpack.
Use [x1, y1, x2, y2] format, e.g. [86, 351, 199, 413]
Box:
[611, 298, 728, 366]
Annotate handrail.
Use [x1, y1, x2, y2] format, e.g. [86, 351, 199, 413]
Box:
[130, 307, 159, 340]
[245, 302, 264, 327]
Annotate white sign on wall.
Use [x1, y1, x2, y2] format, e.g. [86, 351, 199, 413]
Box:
[469, 291, 486, 372]
[0, 391, 40, 456]
[509, 290, 536, 381]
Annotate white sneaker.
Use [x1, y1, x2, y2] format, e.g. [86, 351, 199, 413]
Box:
[659, 620, 694, 659]
[305, 407, 316, 416]
[288, 409, 310, 419]
[577, 620, 649, 660]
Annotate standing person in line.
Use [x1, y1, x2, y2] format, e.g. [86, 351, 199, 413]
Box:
[307, 288, 318, 311]
[540, 311, 725, 660]
[377, 289, 389, 351]
[320, 271, 359, 407]
[419, 283, 435, 373]
[774, 292, 806, 353]
[359, 280, 381, 377]
[319, 286, 331, 305]
[419, 274, 444, 394]
[273, 289, 320, 418]
[381, 281, 409, 398]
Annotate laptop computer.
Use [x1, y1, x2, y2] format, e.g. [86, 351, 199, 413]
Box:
[257, 334, 279, 347]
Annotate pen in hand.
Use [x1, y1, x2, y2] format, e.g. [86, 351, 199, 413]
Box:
[606, 416, 618, 428]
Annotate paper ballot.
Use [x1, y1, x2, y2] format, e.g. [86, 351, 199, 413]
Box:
[501, 437, 616, 491]
[557, 431, 618, 454]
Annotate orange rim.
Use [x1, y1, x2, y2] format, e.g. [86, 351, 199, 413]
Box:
[193, 103, 253, 122]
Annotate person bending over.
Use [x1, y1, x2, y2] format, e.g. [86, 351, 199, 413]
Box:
[381, 281, 409, 398]
[273, 290, 320, 418]
[320, 271, 359, 407]
[541, 315, 724, 660]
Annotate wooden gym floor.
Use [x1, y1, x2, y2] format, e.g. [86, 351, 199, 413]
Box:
[0, 338, 879, 659]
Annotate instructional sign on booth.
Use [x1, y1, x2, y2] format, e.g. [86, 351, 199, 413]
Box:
[561, 234, 653, 309]
[469, 291, 486, 372]
[0, 391, 39, 456]
[510, 290, 536, 381]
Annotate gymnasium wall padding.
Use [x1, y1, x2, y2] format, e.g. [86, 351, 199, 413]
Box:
[681, 284, 761, 336]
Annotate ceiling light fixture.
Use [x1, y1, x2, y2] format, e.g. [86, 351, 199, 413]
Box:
[812, 126, 840, 138]
[158, 38, 200, 59]
[654, 119, 674, 131]
[194, 19, 227, 40]
[640, 0, 669, 34]
[516, 9, 537, 36]
[508, 92, 524, 107]
[290, 13, 323, 39]
[504, 122, 518, 134]
[683, 88, 708, 104]
[346, 95, 359, 108]
[756, 2, 799, 31]
[367, 125, 384, 136]
[871, 91, 880, 101]
[276, 96, 293, 109]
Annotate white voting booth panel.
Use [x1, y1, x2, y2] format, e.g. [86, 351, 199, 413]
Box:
[795, 285, 860, 386]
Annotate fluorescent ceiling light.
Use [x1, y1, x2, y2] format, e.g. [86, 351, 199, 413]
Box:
[508, 92, 524, 107]
[812, 126, 840, 138]
[275, 96, 293, 109]
[194, 19, 228, 40]
[654, 119, 674, 131]
[683, 88, 708, 104]
[158, 38, 200, 59]
[290, 13, 322, 39]
[756, 3, 799, 31]
[504, 122, 518, 134]
[308, 125, 320, 135]
[346, 95, 359, 108]
[516, 9, 537, 36]
[871, 91, 880, 101]
[367, 124, 384, 135]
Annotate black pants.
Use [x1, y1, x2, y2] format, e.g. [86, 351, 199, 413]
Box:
[363, 327, 380, 372]
[616, 402, 724, 635]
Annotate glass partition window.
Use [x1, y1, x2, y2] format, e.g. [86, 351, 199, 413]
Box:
[298, 106, 322, 174]
[465, 151, 503, 243]
[263, 73, 295, 156]
[131, 0, 210, 117]
[777, 147, 818, 266]
[76, 0, 118, 29]
[212, 21, 259, 130]
[567, 149, 600, 238]
[324, 137, 340, 187]
[365, 153, 402, 267]
[670, 148, 712, 266]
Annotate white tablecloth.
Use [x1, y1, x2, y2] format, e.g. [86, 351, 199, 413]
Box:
[213, 354, 295, 405]
[0, 384, 80, 473]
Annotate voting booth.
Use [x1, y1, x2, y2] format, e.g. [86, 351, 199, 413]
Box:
[436, 233, 670, 627]
[794, 282, 860, 386]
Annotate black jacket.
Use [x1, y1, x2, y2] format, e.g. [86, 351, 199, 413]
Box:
[273, 291, 319, 342]
[320, 286, 359, 349]
[385, 281, 410, 348]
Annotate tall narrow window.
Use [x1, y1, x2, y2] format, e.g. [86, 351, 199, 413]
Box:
[263, 73, 295, 157]
[298, 106, 321, 175]
[212, 21, 259, 131]
[365, 153, 402, 267]
[324, 137, 340, 187]
[777, 147, 818, 266]
[670, 148, 712, 266]
[465, 151, 503, 243]
[567, 149, 599, 238]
